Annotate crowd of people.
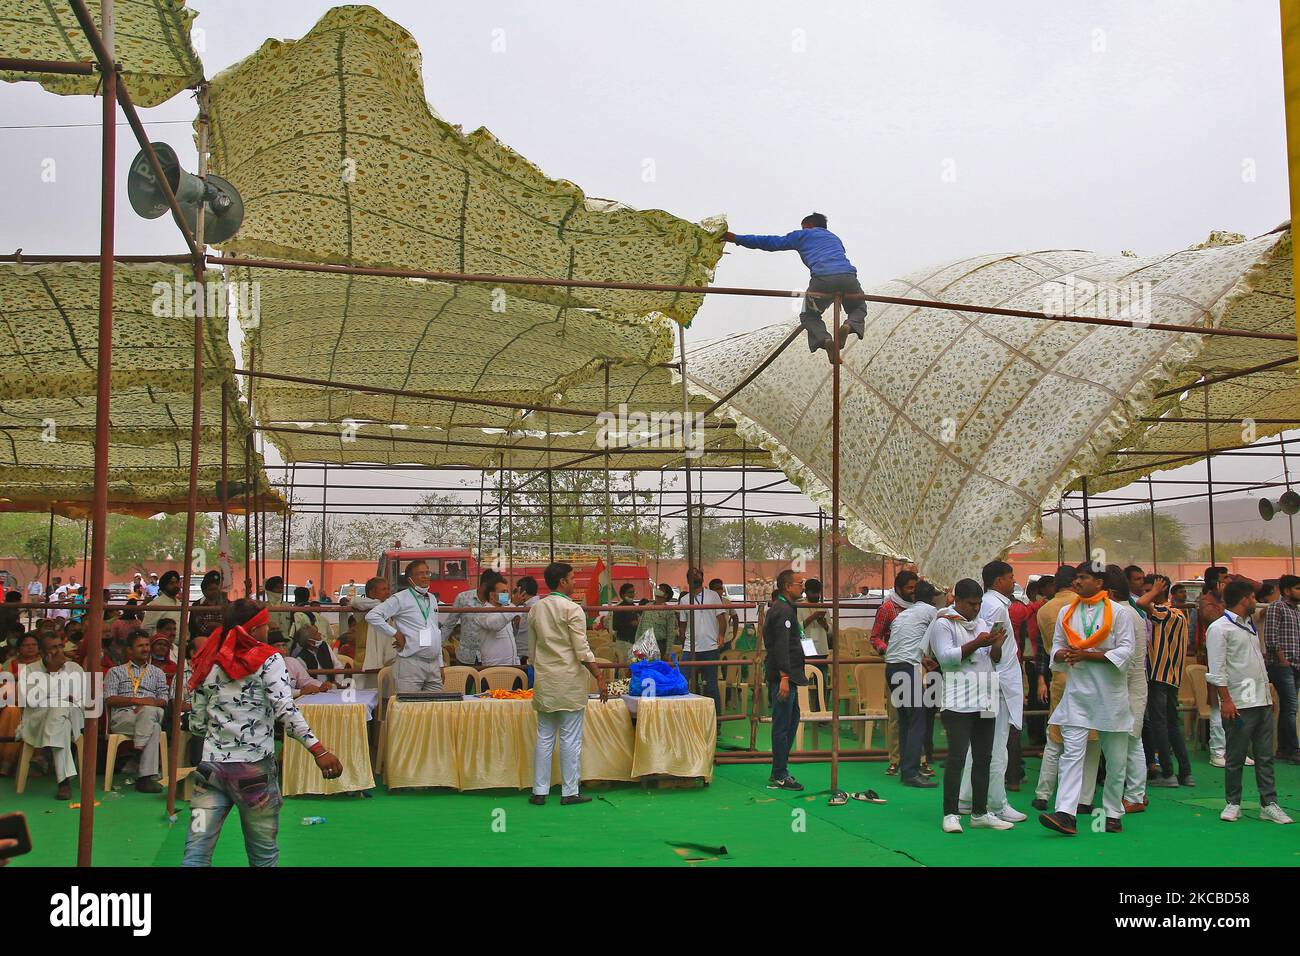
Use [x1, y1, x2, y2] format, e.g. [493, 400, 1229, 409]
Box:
[762, 560, 1297, 833]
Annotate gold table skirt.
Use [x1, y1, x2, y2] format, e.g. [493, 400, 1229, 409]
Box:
[383, 695, 713, 791]
[282, 702, 376, 797]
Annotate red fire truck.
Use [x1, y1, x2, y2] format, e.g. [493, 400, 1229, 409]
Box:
[376, 542, 653, 606]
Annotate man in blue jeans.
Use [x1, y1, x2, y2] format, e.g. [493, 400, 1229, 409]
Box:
[726, 213, 868, 355]
[1264, 574, 1300, 763]
[183, 599, 342, 867]
[765, 569, 807, 791]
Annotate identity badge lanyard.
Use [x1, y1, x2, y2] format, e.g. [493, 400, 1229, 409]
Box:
[1080, 600, 1104, 637]
[414, 590, 433, 646]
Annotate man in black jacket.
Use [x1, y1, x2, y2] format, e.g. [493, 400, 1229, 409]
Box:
[766, 569, 807, 791]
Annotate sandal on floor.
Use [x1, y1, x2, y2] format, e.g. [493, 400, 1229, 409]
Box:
[850, 789, 887, 804]
[828, 790, 849, 807]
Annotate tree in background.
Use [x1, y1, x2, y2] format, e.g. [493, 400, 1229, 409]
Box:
[1024, 509, 1192, 567]
[0, 512, 83, 583]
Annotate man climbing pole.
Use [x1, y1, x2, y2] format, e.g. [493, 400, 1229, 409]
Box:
[725, 212, 868, 356]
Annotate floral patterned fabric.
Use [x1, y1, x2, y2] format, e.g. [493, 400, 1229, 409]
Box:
[204, 5, 728, 471]
[0, 0, 202, 107]
[0, 261, 275, 512]
[686, 227, 1296, 586]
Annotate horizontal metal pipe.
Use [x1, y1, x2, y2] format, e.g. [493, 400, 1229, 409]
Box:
[0, 57, 97, 75]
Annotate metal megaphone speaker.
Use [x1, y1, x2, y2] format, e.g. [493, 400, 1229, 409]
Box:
[1281, 489, 1300, 515]
[1260, 497, 1276, 521]
[127, 142, 244, 244]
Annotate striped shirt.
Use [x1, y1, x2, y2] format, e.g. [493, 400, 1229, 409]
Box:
[1147, 604, 1188, 687]
[1263, 597, 1300, 664]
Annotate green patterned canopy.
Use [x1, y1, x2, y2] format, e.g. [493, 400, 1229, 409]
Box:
[0, 0, 203, 107]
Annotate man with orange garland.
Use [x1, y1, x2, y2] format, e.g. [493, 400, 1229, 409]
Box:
[1039, 561, 1136, 836]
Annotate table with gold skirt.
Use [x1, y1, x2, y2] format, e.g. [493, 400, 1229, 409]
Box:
[282, 690, 378, 797]
[383, 694, 715, 791]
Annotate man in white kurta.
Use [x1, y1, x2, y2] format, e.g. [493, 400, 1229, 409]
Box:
[1119, 596, 1149, 811]
[1040, 563, 1135, 835]
[960, 562, 1026, 822]
[18, 633, 86, 798]
[529, 563, 606, 805]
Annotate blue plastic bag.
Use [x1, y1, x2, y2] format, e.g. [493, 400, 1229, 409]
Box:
[628, 655, 689, 697]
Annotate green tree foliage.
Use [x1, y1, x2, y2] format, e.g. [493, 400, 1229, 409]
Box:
[0, 512, 83, 580]
[1024, 510, 1192, 566]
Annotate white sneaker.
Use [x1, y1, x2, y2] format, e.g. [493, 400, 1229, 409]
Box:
[1260, 803, 1294, 825]
[942, 814, 963, 833]
[997, 806, 1028, 823]
[1209, 753, 1226, 768]
[1220, 803, 1240, 822]
[971, 812, 1014, 830]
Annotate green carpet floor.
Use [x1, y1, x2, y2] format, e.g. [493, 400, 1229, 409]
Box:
[5, 733, 1297, 867]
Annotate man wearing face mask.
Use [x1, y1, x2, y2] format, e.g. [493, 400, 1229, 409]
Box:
[365, 560, 445, 693]
[444, 569, 514, 667]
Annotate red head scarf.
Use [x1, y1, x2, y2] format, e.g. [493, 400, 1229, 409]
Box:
[187, 607, 277, 691]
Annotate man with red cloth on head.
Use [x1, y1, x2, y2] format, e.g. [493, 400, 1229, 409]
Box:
[182, 599, 342, 867]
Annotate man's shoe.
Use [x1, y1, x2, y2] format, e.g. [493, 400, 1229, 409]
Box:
[1261, 803, 1294, 825]
[971, 812, 1014, 830]
[997, 806, 1028, 823]
[919, 762, 935, 778]
[1031, 798, 1048, 811]
[1077, 803, 1093, 814]
[560, 794, 592, 806]
[55, 780, 72, 801]
[1105, 817, 1123, 833]
[1209, 753, 1226, 768]
[1150, 774, 1180, 788]
[768, 775, 804, 792]
[885, 763, 899, 776]
[135, 775, 163, 794]
[1179, 774, 1197, 787]
[1122, 799, 1145, 814]
[902, 776, 937, 789]
[1220, 803, 1241, 822]
[528, 794, 546, 806]
[1038, 811, 1077, 835]
[941, 814, 963, 834]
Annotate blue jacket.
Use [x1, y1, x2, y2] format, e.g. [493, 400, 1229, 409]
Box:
[732, 227, 856, 276]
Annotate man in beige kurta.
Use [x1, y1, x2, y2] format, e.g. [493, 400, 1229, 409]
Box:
[529, 562, 606, 805]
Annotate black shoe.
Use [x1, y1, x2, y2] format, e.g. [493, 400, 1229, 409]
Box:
[1031, 798, 1048, 811]
[55, 780, 72, 801]
[560, 794, 592, 805]
[1039, 811, 1077, 835]
[1105, 816, 1123, 833]
[1078, 803, 1093, 815]
[768, 775, 805, 791]
[902, 776, 937, 789]
[135, 775, 163, 794]
[528, 794, 546, 806]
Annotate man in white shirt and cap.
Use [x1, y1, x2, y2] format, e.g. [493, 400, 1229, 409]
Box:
[959, 561, 1026, 823]
[1208, 579, 1293, 824]
[1039, 561, 1136, 836]
[365, 559, 444, 693]
[928, 578, 1012, 834]
[528, 562, 607, 805]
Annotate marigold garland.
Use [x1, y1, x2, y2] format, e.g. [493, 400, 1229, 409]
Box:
[1061, 592, 1113, 649]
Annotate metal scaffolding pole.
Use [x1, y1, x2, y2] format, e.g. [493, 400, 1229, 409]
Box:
[829, 297, 846, 804]
[679, 324, 696, 656]
[70, 0, 115, 865]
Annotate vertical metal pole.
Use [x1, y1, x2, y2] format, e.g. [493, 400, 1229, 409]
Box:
[678, 324, 696, 656]
[545, 470, 555, 563]
[603, 361, 614, 601]
[166, 81, 209, 819]
[76, 0, 115, 863]
[1204, 388, 1216, 567]
[1283, 433, 1297, 573]
[220, 381, 229, 578]
[1147, 474, 1158, 573]
[740, 443, 748, 629]
[45, 509, 54, 596]
[81, 518, 90, 590]
[829, 297, 844, 801]
[817, 509, 825, 583]
[319, 463, 329, 598]
[1081, 477, 1092, 563]
[1057, 495, 1065, 566]
[477, 468, 486, 561]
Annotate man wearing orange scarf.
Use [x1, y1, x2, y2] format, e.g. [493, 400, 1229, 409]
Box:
[1039, 562, 1136, 836]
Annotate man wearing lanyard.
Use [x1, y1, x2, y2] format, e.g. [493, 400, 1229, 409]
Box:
[365, 559, 444, 693]
[103, 631, 171, 793]
[764, 569, 807, 791]
[1207, 580, 1293, 824]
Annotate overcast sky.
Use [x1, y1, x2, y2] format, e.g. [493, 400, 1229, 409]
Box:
[0, 0, 1293, 546]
